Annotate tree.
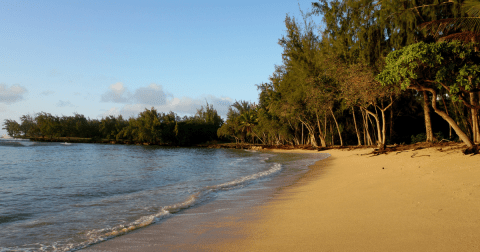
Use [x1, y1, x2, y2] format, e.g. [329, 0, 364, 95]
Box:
[417, 0, 480, 43]
[20, 115, 35, 137]
[2, 119, 21, 137]
[377, 41, 480, 147]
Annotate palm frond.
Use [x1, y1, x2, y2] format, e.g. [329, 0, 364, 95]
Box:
[437, 31, 480, 42]
[463, 0, 480, 16]
[420, 17, 480, 39]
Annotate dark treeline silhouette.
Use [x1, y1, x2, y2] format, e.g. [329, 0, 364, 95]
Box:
[2, 104, 223, 146]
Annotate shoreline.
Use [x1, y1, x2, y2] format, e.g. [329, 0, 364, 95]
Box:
[213, 146, 480, 251]
[81, 149, 326, 251]
[83, 145, 480, 251]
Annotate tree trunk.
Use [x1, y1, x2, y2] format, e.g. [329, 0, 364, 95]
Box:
[411, 87, 473, 147]
[324, 116, 327, 145]
[362, 108, 372, 146]
[470, 92, 480, 143]
[441, 94, 452, 139]
[367, 112, 378, 145]
[365, 109, 383, 149]
[352, 107, 362, 146]
[301, 123, 304, 145]
[298, 118, 318, 148]
[309, 133, 318, 147]
[316, 112, 327, 147]
[381, 109, 387, 149]
[330, 108, 343, 146]
[389, 104, 394, 143]
[423, 91, 434, 142]
[330, 122, 334, 145]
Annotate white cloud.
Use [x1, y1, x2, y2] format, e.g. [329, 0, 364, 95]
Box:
[156, 95, 232, 117]
[0, 84, 27, 104]
[120, 104, 146, 118]
[98, 107, 121, 118]
[115, 95, 232, 119]
[101, 82, 130, 103]
[132, 83, 171, 105]
[56, 100, 74, 107]
[101, 83, 172, 105]
[99, 82, 233, 118]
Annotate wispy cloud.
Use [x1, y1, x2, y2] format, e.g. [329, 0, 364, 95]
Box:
[100, 83, 233, 119]
[41, 90, 55, 96]
[106, 95, 232, 119]
[0, 84, 27, 104]
[56, 100, 74, 107]
[101, 83, 172, 105]
[101, 82, 130, 103]
[98, 107, 121, 118]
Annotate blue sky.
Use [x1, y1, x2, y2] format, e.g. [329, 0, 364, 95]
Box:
[0, 0, 319, 135]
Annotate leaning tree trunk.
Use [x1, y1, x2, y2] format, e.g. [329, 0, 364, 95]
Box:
[412, 87, 474, 148]
[298, 118, 318, 148]
[423, 91, 434, 142]
[361, 108, 373, 146]
[441, 94, 452, 139]
[352, 107, 362, 146]
[367, 112, 378, 145]
[330, 108, 343, 146]
[315, 112, 327, 147]
[365, 109, 383, 150]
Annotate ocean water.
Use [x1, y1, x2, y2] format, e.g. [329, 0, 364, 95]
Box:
[0, 139, 328, 251]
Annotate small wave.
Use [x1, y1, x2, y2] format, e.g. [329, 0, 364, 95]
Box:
[6, 161, 284, 252]
[0, 213, 33, 225]
[208, 163, 282, 191]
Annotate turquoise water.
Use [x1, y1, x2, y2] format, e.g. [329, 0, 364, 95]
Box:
[0, 139, 327, 251]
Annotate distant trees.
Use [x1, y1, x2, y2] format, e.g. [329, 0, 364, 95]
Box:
[6, 1, 480, 149]
[3, 104, 224, 146]
[2, 119, 21, 137]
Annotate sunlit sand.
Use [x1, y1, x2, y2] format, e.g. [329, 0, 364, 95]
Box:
[84, 145, 480, 251]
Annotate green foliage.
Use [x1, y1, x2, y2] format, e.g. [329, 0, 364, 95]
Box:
[2, 119, 21, 137]
[411, 133, 427, 143]
[377, 41, 480, 100]
[5, 105, 223, 146]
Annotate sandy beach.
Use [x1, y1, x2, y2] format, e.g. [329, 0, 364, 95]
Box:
[84, 145, 480, 251]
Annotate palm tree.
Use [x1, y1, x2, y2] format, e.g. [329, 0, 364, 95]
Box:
[238, 109, 261, 144]
[418, 0, 480, 42]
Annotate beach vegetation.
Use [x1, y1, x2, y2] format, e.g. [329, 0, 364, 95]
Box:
[4, 0, 480, 151]
[3, 104, 224, 146]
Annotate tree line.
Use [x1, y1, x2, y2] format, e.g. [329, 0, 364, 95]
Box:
[2, 104, 223, 146]
[4, 1, 480, 149]
[218, 0, 480, 149]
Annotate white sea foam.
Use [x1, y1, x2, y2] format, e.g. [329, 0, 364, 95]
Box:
[209, 163, 282, 191]
[1, 146, 316, 252]
[63, 162, 283, 251]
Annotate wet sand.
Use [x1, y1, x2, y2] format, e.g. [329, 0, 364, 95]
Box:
[84, 146, 480, 251]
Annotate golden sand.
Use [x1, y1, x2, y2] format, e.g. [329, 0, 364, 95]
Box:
[84, 145, 480, 251]
[213, 146, 480, 251]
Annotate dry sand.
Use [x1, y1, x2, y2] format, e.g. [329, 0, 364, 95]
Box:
[213, 146, 480, 251]
[84, 145, 480, 251]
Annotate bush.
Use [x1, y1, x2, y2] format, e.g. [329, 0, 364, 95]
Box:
[411, 133, 426, 144]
